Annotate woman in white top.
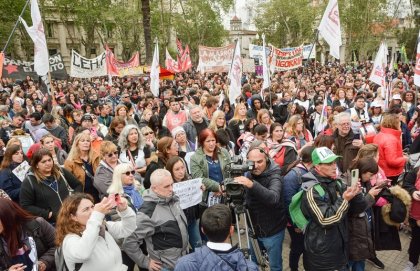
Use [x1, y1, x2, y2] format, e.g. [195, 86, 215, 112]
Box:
[293, 89, 310, 111]
[55, 193, 136, 271]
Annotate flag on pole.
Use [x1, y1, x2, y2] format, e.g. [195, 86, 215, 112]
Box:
[165, 48, 180, 73]
[0, 52, 4, 79]
[316, 93, 329, 135]
[401, 45, 408, 64]
[150, 41, 160, 98]
[318, 0, 342, 59]
[415, 30, 420, 87]
[229, 41, 242, 105]
[20, 0, 49, 76]
[262, 34, 270, 97]
[180, 45, 192, 72]
[176, 38, 184, 56]
[369, 42, 388, 88]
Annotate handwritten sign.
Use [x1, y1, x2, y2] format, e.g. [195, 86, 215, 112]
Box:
[173, 178, 203, 209]
[12, 160, 30, 182]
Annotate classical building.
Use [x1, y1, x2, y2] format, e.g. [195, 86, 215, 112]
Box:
[225, 16, 257, 58]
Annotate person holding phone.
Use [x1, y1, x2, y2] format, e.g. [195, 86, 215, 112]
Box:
[347, 157, 384, 271]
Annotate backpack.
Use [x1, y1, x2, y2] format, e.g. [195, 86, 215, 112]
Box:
[55, 246, 83, 271]
[289, 183, 325, 230]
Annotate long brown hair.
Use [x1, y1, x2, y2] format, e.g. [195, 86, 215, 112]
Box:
[0, 198, 35, 255]
[157, 137, 174, 165]
[30, 148, 61, 182]
[55, 193, 94, 246]
[166, 156, 188, 182]
[0, 145, 22, 169]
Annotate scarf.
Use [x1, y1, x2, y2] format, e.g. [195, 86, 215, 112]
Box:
[123, 185, 144, 210]
[266, 138, 297, 158]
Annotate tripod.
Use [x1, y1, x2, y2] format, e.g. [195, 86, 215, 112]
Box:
[229, 202, 268, 269]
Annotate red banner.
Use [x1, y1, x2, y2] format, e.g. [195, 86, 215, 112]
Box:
[106, 46, 141, 77]
[197, 44, 235, 73]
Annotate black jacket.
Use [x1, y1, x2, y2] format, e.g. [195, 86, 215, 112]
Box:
[272, 101, 290, 125]
[301, 171, 350, 271]
[244, 160, 286, 238]
[20, 169, 83, 223]
[246, 94, 264, 119]
[0, 217, 56, 271]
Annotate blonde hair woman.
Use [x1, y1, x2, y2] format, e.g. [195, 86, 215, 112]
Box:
[285, 114, 313, 152]
[64, 132, 101, 202]
[257, 109, 274, 132]
[107, 163, 144, 211]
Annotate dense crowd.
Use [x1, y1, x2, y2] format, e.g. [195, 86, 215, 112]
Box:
[0, 60, 419, 271]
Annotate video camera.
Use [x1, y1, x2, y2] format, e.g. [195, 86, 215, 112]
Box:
[223, 155, 255, 205]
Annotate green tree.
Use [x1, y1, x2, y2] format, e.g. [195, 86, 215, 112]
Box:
[395, 0, 420, 60]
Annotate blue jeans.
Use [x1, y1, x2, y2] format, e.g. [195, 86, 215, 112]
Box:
[250, 229, 285, 271]
[187, 219, 202, 251]
[348, 260, 365, 271]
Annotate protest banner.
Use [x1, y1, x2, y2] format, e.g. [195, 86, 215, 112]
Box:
[106, 46, 140, 77]
[197, 44, 235, 73]
[173, 178, 203, 209]
[70, 50, 107, 78]
[269, 45, 303, 71]
[2, 53, 68, 80]
[249, 44, 271, 60]
[243, 58, 256, 73]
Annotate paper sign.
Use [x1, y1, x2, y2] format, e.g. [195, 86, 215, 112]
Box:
[173, 178, 203, 209]
[12, 160, 30, 182]
[207, 192, 222, 207]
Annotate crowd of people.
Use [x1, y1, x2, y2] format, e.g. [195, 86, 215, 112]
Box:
[0, 60, 418, 271]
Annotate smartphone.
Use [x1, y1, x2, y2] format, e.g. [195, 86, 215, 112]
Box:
[351, 169, 359, 187]
[115, 193, 121, 205]
[108, 193, 117, 207]
[376, 182, 388, 189]
[353, 133, 361, 140]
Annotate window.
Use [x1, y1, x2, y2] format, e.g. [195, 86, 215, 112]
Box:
[49, 49, 58, 55]
[46, 23, 54, 38]
[90, 48, 97, 55]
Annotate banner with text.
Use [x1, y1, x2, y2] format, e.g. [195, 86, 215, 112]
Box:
[197, 44, 235, 73]
[2, 53, 68, 80]
[249, 44, 271, 60]
[269, 45, 303, 71]
[173, 178, 203, 209]
[303, 44, 316, 59]
[106, 46, 141, 77]
[70, 50, 107, 78]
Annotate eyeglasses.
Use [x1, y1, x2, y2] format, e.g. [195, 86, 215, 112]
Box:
[107, 151, 118, 158]
[122, 96, 129, 98]
[143, 132, 153, 136]
[124, 170, 136, 176]
[339, 122, 351, 126]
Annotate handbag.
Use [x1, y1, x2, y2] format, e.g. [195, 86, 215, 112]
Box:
[59, 170, 75, 196]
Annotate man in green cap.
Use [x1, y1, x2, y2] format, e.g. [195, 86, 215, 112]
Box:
[300, 147, 361, 271]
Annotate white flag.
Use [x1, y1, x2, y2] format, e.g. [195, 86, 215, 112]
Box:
[150, 42, 160, 97]
[20, 0, 49, 76]
[262, 34, 270, 93]
[415, 30, 420, 87]
[369, 42, 388, 89]
[229, 41, 242, 105]
[318, 0, 342, 59]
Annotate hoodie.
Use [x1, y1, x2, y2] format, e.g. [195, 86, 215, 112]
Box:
[174, 245, 258, 271]
[246, 94, 264, 119]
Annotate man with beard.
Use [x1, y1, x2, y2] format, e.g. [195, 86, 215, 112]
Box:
[183, 105, 209, 143]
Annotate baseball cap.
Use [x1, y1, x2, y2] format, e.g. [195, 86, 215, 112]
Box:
[312, 147, 341, 165]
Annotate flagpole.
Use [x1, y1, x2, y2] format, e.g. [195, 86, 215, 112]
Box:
[303, 30, 319, 75]
[2, 0, 31, 53]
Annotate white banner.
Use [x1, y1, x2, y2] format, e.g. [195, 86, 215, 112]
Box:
[173, 178, 203, 209]
[70, 50, 107, 78]
[369, 42, 388, 87]
[262, 34, 270, 90]
[150, 43, 160, 97]
[318, 0, 342, 59]
[197, 44, 235, 73]
[249, 44, 271, 60]
[303, 44, 316, 59]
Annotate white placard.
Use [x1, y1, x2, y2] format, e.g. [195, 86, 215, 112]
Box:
[70, 50, 107, 78]
[12, 160, 30, 182]
[173, 178, 203, 209]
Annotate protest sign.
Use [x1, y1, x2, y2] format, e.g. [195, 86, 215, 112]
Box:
[197, 44, 235, 73]
[173, 178, 203, 209]
[243, 59, 256, 73]
[70, 50, 107, 78]
[303, 44, 316, 59]
[269, 45, 303, 71]
[249, 44, 271, 60]
[2, 53, 68, 80]
[106, 46, 141, 77]
[12, 160, 30, 182]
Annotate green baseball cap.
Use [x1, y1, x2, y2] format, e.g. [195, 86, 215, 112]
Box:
[311, 147, 341, 165]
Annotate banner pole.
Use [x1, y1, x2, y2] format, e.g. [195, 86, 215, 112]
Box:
[2, 0, 31, 53]
[415, 86, 418, 109]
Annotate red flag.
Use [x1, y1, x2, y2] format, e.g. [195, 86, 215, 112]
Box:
[165, 48, 181, 73]
[106, 45, 119, 76]
[180, 45, 192, 72]
[176, 38, 184, 56]
[0, 52, 4, 79]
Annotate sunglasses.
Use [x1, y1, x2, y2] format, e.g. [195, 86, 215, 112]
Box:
[143, 132, 153, 136]
[107, 151, 118, 158]
[124, 170, 136, 176]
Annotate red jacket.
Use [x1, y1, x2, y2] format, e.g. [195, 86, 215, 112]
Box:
[373, 127, 406, 177]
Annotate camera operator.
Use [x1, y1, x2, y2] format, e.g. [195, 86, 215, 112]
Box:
[234, 146, 286, 271]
